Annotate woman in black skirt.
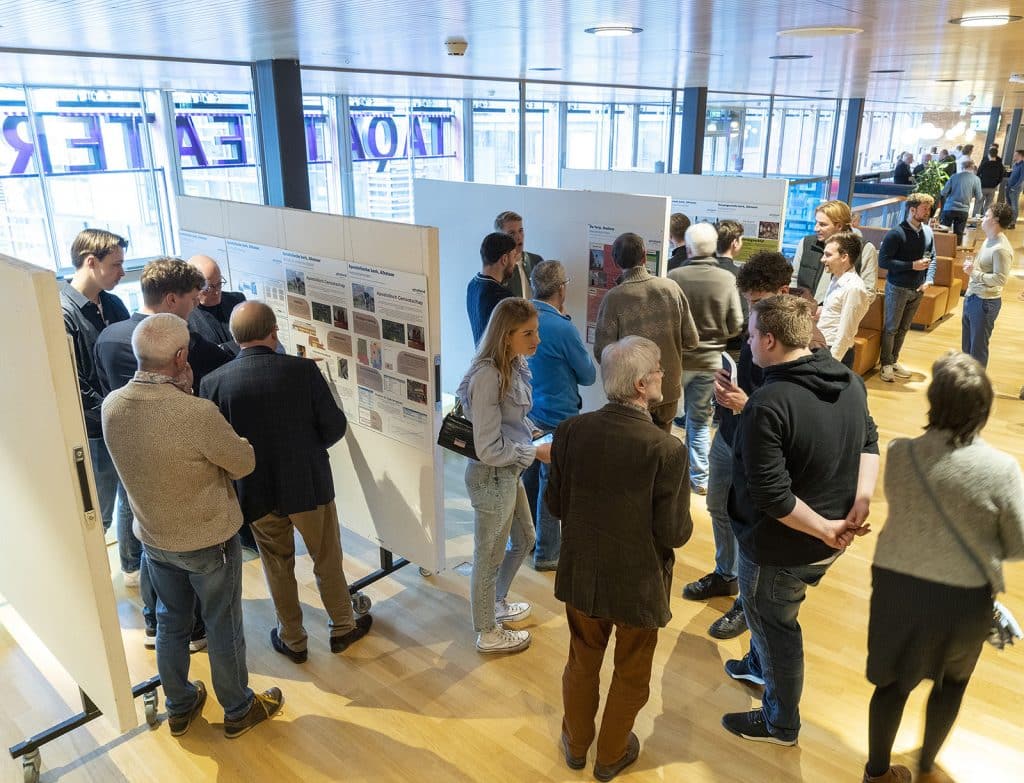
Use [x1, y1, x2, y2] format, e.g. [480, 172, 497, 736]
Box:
[862, 352, 1024, 783]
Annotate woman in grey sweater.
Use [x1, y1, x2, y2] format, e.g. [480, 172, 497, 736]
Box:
[862, 352, 1024, 783]
[457, 298, 552, 655]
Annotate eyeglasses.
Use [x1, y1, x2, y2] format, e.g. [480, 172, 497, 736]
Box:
[201, 280, 224, 292]
[646, 367, 665, 377]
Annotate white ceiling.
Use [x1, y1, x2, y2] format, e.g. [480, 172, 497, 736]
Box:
[1, 1, 1023, 111]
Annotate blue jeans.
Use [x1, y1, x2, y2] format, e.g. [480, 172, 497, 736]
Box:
[962, 294, 1001, 368]
[144, 535, 253, 720]
[534, 460, 560, 566]
[681, 370, 715, 489]
[89, 437, 118, 532]
[880, 282, 923, 367]
[116, 482, 141, 572]
[738, 550, 836, 741]
[465, 462, 535, 632]
[1006, 187, 1020, 226]
[706, 431, 738, 580]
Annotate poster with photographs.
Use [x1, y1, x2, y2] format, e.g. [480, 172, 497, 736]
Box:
[223, 239, 291, 337]
[584, 224, 662, 344]
[670, 197, 783, 262]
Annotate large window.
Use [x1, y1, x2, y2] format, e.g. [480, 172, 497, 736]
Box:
[524, 101, 559, 187]
[704, 94, 770, 175]
[473, 99, 518, 186]
[767, 99, 839, 177]
[305, 95, 343, 214]
[857, 105, 924, 174]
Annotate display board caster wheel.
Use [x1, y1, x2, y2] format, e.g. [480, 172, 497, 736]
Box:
[143, 690, 160, 728]
[418, 567, 432, 577]
[22, 749, 41, 783]
[352, 593, 372, 615]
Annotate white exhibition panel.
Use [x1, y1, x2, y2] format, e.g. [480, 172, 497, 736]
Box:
[413, 179, 671, 413]
[0, 255, 137, 734]
[561, 169, 788, 258]
[177, 197, 445, 573]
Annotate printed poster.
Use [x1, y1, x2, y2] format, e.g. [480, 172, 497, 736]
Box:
[670, 198, 783, 262]
[584, 224, 662, 344]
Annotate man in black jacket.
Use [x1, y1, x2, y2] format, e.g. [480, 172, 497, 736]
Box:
[721, 294, 878, 747]
[201, 302, 371, 663]
[977, 146, 1006, 214]
[547, 335, 690, 781]
[188, 254, 247, 354]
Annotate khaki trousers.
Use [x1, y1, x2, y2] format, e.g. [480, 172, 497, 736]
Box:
[251, 500, 355, 652]
[561, 604, 659, 766]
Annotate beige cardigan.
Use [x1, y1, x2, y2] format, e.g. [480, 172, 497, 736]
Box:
[102, 380, 255, 552]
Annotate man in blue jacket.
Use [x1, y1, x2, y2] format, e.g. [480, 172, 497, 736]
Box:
[939, 159, 983, 242]
[1006, 149, 1024, 229]
[525, 261, 597, 569]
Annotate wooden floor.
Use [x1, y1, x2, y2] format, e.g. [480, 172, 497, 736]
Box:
[4, 242, 1024, 782]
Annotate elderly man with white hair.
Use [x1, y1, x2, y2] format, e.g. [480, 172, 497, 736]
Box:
[668, 222, 744, 494]
[102, 313, 283, 740]
[547, 335, 691, 781]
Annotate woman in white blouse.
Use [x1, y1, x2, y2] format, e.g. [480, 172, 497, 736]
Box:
[817, 231, 872, 368]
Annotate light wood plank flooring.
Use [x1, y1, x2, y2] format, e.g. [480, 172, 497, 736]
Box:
[3, 240, 1024, 782]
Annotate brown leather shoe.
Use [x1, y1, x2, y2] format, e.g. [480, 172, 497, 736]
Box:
[594, 733, 640, 782]
[862, 764, 910, 783]
[560, 733, 586, 770]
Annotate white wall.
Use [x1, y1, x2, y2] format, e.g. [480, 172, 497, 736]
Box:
[0, 255, 137, 733]
[413, 179, 671, 413]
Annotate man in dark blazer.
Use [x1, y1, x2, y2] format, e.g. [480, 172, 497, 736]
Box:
[546, 335, 691, 782]
[200, 301, 371, 664]
[188, 255, 247, 354]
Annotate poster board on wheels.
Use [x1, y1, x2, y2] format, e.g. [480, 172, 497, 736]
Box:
[0, 254, 137, 734]
[176, 197, 445, 573]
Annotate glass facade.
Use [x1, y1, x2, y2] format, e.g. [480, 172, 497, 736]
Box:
[857, 104, 924, 174]
[703, 94, 770, 176]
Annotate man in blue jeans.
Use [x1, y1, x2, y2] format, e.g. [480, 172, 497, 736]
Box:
[525, 261, 597, 570]
[722, 294, 878, 746]
[877, 193, 937, 383]
[1005, 149, 1024, 229]
[103, 314, 283, 739]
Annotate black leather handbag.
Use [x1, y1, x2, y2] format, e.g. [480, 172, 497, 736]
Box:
[437, 400, 478, 460]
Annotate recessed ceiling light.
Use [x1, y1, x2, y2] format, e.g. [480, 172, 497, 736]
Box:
[528, 67, 562, 72]
[815, 89, 833, 93]
[777, 26, 864, 37]
[936, 78, 962, 83]
[770, 54, 813, 60]
[949, 14, 1021, 27]
[870, 69, 904, 74]
[584, 25, 643, 37]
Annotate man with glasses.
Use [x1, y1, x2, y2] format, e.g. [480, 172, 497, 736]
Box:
[547, 336, 690, 781]
[188, 255, 247, 355]
[523, 260, 597, 570]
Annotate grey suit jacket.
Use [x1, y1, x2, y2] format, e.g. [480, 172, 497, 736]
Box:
[546, 403, 691, 628]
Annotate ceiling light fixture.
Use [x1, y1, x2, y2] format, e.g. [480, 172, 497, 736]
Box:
[870, 69, 904, 74]
[770, 54, 812, 60]
[948, 14, 1021, 27]
[584, 25, 643, 37]
[936, 78, 962, 83]
[777, 26, 864, 37]
[528, 67, 562, 72]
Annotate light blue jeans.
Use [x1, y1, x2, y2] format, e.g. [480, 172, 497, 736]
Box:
[144, 535, 253, 720]
[681, 370, 716, 489]
[533, 460, 560, 566]
[705, 431, 738, 580]
[116, 482, 141, 573]
[88, 437, 118, 532]
[961, 294, 1001, 368]
[465, 462, 535, 633]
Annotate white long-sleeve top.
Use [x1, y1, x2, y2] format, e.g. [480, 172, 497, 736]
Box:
[966, 232, 1012, 299]
[817, 270, 871, 361]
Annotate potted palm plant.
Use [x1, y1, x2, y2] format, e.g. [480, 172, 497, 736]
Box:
[913, 160, 949, 216]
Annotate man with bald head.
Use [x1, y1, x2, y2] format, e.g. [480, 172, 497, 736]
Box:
[200, 302, 371, 663]
[188, 255, 247, 354]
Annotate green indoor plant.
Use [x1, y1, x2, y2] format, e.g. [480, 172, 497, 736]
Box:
[913, 160, 949, 214]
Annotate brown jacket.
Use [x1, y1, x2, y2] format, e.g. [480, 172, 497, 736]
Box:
[546, 403, 692, 628]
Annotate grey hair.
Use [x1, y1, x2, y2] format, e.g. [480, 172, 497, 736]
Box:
[132, 312, 189, 370]
[531, 260, 567, 300]
[685, 222, 719, 257]
[601, 336, 661, 404]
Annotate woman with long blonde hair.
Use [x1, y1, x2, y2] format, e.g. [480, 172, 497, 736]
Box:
[457, 298, 551, 654]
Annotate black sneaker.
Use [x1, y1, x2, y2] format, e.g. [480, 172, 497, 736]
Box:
[721, 709, 796, 746]
[224, 687, 284, 739]
[724, 657, 765, 686]
[330, 613, 373, 654]
[144, 627, 156, 649]
[270, 628, 308, 664]
[682, 572, 739, 601]
[560, 733, 586, 770]
[168, 681, 207, 737]
[709, 600, 748, 639]
[593, 732, 640, 781]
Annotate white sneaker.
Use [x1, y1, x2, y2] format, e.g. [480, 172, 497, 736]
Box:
[892, 363, 912, 378]
[495, 598, 531, 622]
[880, 365, 895, 382]
[476, 627, 531, 654]
[122, 570, 140, 588]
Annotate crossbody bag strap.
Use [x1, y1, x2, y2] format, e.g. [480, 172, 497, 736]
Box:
[906, 441, 991, 592]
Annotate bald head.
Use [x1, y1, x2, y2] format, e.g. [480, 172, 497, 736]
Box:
[188, 254, 225, 306]
[230, 301, 278, 347]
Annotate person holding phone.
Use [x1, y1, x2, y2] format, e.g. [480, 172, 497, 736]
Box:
[457, 298, 551, 654]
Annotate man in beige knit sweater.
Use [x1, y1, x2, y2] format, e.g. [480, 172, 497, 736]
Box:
[102, 313, 283, 739]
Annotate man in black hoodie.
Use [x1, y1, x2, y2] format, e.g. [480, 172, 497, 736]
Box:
[721, 294, 879, 747]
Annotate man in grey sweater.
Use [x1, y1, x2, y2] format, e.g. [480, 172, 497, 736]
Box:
[103, 313, 283, 740]
[668, 223, 744, 493]
[593, 232, 699, 433]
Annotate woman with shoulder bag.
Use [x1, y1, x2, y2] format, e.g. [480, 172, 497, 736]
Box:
[457, 298, 551, 655]
[862, 352, 1024, 783]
